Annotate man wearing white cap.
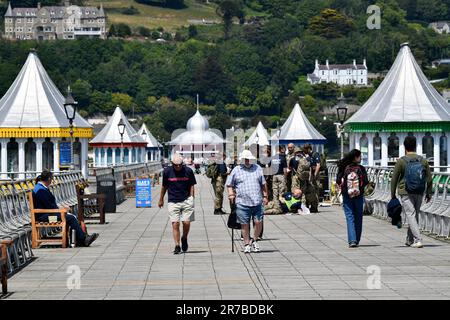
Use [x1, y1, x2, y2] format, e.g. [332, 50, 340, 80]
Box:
[159, 153, 196, 254]
[226, 150, 268, 253]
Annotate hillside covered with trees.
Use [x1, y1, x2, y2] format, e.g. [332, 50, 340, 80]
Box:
[0, 0, 449, 155]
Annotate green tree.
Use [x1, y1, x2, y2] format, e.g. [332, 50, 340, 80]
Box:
[188, 25, 198, 38]
[108, 24, 117, 37]
[111, 92, 134, 114]
[216, 0, 245, 39]
[116, 23, 132, 37]
[71, 79, 92, 108]
[309, 8, 354, 38]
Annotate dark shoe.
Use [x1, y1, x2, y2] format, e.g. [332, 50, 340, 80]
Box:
[84, 233, 99, 247]
[349, 242, 358, 248]
[219, 209, 228, 215]
[214, 209, 222, 215]
[173, 245, 181, 254]
[181, 237, 188, 252]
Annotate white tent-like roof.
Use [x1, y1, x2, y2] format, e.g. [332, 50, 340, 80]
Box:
[90, 107, 146, 144]
[0, 51, 91, 129]
[244, 121, 270, 146]
[138, 123, 162, 148]
[272, 103, 326, 144]
[346, 43, 450, 124]
[169, 109, 225, 145]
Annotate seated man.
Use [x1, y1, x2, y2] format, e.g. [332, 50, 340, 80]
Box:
[33, 170, 99, 247]
[280, 189, 309, 214]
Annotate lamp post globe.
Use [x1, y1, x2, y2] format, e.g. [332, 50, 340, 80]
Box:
[118, 118, 126, 164]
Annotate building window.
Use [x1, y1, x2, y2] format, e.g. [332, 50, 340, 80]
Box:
[25, 138, 36, 172]
[440, 134, 448, 168]
[360, 133, 369, 165]
[42, 138, 54, 170]
[7, 138, 19, 173]
[322, 71, 324, 76]
[17, 19, 21, 23]
[388, 132, 399, 158]
[422, 132, 434, 159]
[373, 133, 382, 160]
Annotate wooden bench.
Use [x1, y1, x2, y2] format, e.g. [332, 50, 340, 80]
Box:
[123, 172, 136, 197]
[76, 185, 106, 224]
[27, 191, 68, 249]
[0, 241, 11, 295]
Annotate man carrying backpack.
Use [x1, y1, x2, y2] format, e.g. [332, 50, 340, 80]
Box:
[391, 136, 432, 248]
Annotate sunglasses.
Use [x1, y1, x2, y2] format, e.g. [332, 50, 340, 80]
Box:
[172, 163, 182, 167]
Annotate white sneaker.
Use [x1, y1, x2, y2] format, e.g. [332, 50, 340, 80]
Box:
[252, 241, 260, 253]
[411, 241, 423, 248]
[244, 244, 251, 253]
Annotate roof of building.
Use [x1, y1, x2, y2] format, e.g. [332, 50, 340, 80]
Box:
[271, 103, 326, 143]
[346, 43, 450, 125]
[244, 121, 270, 146]
[429, 21, 450, 28]
[169, 109, 225, 145]
[5, 2, 105, 18]
[0, 51, 91, 130]
[138, 123, 162, 148]
[318, 64, 367, 70]
[90, 107, 146, 145]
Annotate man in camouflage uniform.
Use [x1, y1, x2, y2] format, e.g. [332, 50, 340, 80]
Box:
[271, 145, 288, 209]
[285, 143, 296, 192]
[305, 144, 320, 213]
[207, 154, 228, 215]
[289, 147, 310, 193]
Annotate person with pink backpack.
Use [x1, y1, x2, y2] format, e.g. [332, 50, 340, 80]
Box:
[336, 149, 369, 247]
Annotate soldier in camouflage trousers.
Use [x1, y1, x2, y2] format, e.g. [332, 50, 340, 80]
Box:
[207, 154, 229, 215]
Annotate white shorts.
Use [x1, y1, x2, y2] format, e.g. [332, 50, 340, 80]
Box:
[168, 196, 195, 222]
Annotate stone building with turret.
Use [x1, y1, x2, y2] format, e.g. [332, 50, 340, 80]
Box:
[4, 1, 107, 40]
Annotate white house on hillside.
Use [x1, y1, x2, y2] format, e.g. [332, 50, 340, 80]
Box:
[307, 59, 368, 86]
[429, 21, 450, 34]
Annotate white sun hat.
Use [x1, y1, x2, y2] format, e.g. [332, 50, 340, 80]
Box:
[239, 149, 257, 160]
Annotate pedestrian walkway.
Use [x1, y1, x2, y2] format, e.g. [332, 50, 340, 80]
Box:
[4, 175, 450, 300]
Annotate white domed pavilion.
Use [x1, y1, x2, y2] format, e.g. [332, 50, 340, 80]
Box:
[169, 109, 225, 161]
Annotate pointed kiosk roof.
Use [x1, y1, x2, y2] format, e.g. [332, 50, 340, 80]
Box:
[138, 123, 162, 148]
[0, 51, 93, 138]
[272, 103, 326, 144]
[244, 121, 270, 146]
[346, 43, 450, 132]
[90, 107, 146, 146]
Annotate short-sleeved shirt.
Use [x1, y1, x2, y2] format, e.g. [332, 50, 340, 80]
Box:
[226, 164, 266, 207]
[310, 152, 321, 168]
[163, 166, 197, 203]
[217, 163, 228, 175]
[271, 154, 287, 175]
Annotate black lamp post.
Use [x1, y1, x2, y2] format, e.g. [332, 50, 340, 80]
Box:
[141, 130, 147, 162]
[118, 118, 126, 165]
[64, 87, 77, 170]
[335, 93, 348, 158]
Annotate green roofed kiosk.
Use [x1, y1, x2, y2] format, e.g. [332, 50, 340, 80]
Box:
[345, 43, 450, 170]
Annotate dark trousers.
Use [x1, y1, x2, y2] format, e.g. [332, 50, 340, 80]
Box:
[37, 213, 86, 243]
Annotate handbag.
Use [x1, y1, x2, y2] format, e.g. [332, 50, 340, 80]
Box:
[227, 203, 241, 229]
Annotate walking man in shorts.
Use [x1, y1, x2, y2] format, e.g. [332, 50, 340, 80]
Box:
[159, 154, 197, 254]
[226, 150, 268, 253]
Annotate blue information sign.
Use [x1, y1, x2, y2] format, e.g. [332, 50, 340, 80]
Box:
[136, 179, 152, 208]
[60, 142, 72, 167]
